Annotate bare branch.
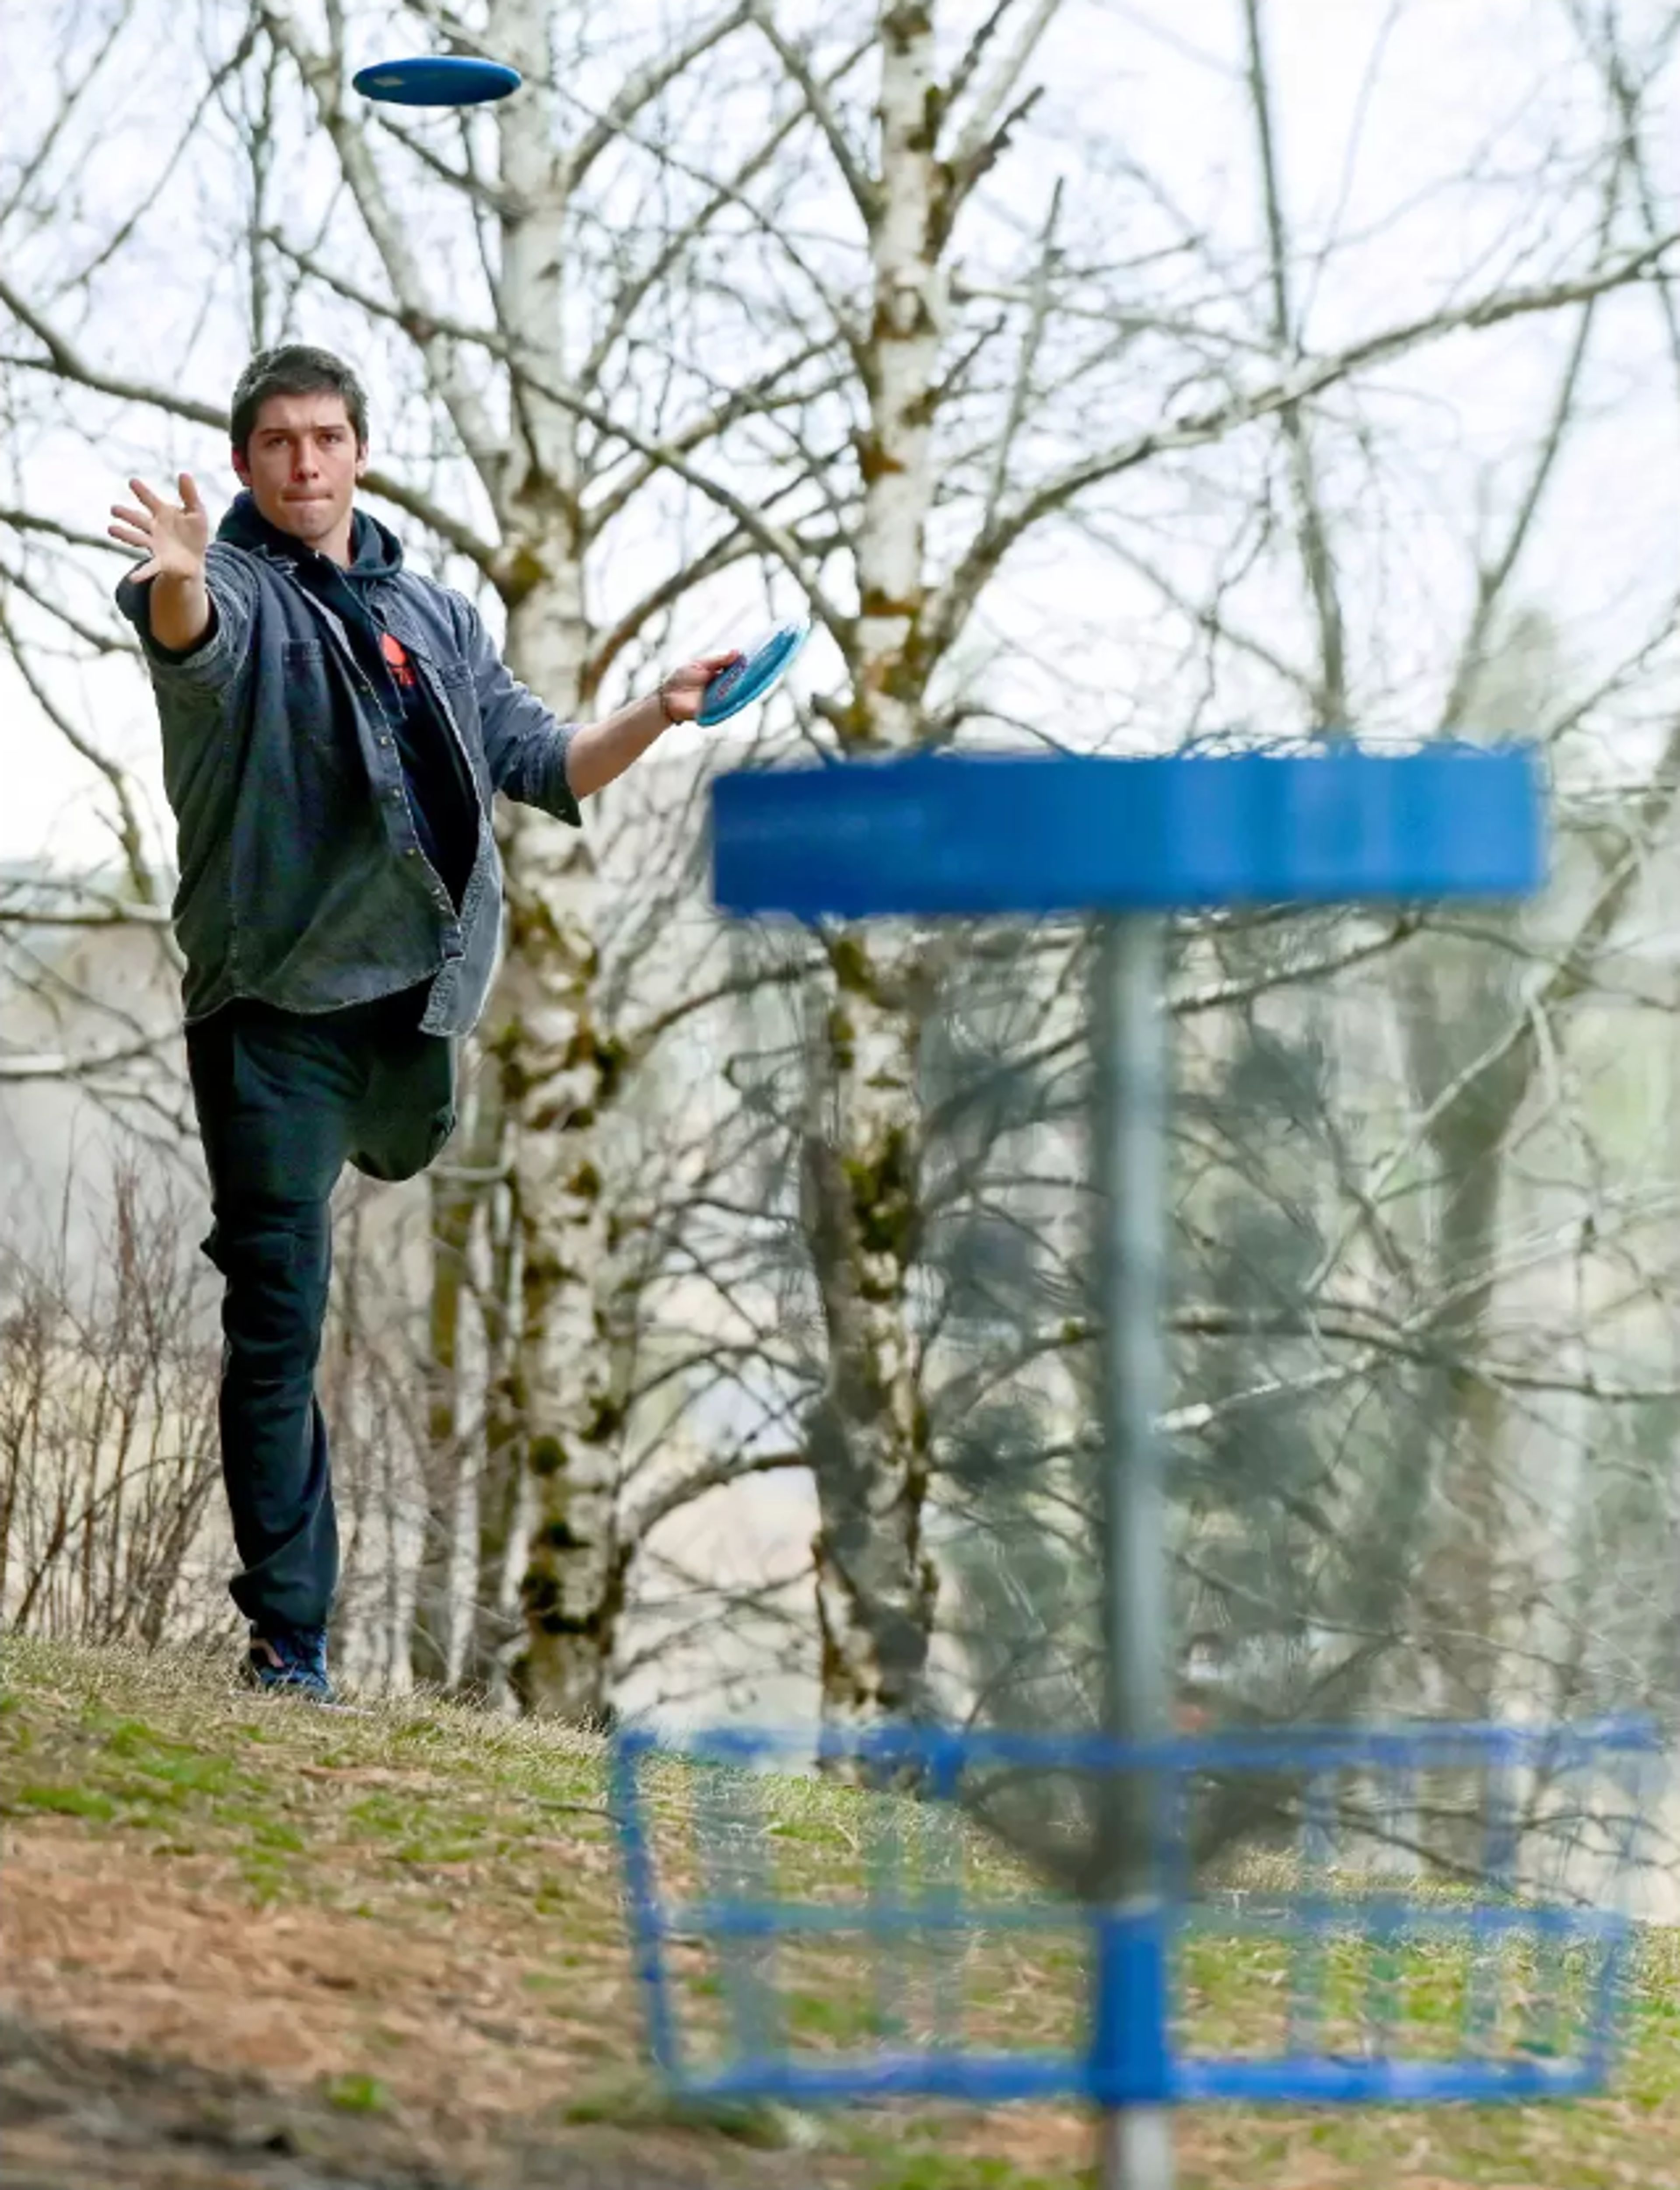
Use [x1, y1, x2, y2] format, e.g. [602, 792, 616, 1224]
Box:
[979, 178, 1061, 539]
[622, 1449, 808, 1552]
[746, 0, 878, 225]
[0, 904, 172, 931]
[944, 0, 1064, 185]
[0, 587, 157, 901]
[260, 227, 845, 618]
[0, 1034, 175, 1084]
[928, 230, 1680, 659]
[1438, 115, 1628, 727]
[257, 2, 506, 504]
[0, 507, 137, 557]
[0, 556, 140, 656]
[0, 271, 497, 569]
[1308, 703, 1680, 1296]
[1241, 0, 1347, 722]
[568, 2, 754, 189]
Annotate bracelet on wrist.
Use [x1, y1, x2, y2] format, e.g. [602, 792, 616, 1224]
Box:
[657, 679, 682, 726]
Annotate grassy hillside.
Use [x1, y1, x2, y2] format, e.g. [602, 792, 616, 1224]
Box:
[3, 1637, 1679, 2189]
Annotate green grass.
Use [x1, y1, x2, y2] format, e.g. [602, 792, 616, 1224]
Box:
[4, 1632, 1680, 2189]
[321, 2070, 391, 2114]
[14, 1782, 118, 1820]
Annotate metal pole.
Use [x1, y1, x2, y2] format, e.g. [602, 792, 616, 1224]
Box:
[1089, 913, 1174, 2190]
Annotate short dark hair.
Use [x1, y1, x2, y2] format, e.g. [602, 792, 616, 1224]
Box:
[229, 345, 369, 458]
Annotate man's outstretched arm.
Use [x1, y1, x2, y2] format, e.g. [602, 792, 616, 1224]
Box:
[109, 474, 214, 653]
[111, 475, 257, 691]
[454, 589, 737, 813]
[563, 654, 739, 799]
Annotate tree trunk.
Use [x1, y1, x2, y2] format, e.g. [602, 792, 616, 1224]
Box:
[1416, 984, 1528, 1719]
[456, 1067, 524, 1702]
[481, 0, 623, 1722]
[409, 1065, 499, 1690]
[801, 0, 949, 1725]
[802, 981, 938, 1721]
[501, 926, 625, 1724]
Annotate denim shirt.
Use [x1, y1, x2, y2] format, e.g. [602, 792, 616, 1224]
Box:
[114, 528, 580, 1039]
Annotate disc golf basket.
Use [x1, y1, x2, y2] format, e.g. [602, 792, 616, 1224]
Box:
[613, 1717, 1656, 2105]
[610, 743, 1658, 2187]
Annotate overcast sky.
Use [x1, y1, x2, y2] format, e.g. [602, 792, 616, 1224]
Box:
[2, 0, 1676, 872]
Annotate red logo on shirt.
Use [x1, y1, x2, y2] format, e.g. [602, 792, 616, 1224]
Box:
[380, 631, 417, 688]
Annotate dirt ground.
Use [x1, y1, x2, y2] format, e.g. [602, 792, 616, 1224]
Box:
[0, 1822, 837, 2190]
[8, 1644, 1678, 2190]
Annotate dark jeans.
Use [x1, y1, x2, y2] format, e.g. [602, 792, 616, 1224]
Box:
[186, 987, 456, 1634]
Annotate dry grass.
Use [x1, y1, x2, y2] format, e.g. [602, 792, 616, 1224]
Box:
[4, 1635, 1680, 2189]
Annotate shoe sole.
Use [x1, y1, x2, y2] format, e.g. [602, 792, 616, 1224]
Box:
[238, 1673, 359, 1711]
[238, 1688, 368, 1715]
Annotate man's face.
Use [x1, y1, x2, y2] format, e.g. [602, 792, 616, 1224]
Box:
[232, 392, 367, 555]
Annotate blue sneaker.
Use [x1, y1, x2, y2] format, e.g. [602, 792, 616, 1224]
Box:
[243, 1624, 335, 1703]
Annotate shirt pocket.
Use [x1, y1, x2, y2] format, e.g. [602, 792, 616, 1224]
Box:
[433, 654, 476, 704]
[280, 638, 364, 774]
[280, 639, 331, 726]
[420, 654, 491, 782]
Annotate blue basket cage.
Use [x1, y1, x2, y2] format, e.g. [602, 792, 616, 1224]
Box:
[611, 1717, 1658, 2111]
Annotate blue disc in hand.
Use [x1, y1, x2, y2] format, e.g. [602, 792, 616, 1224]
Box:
[697, 619, 811, 727]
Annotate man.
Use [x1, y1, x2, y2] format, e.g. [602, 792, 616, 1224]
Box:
[109, 343, 736, 1703]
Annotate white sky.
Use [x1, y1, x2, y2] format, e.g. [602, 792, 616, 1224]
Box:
[2, 0, 1677, 869]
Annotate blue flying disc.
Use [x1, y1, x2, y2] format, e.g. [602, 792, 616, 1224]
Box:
[698, 619, 811, 726]
[352, 56, 522, 107]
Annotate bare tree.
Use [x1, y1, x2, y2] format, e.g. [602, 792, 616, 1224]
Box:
[7, 0, 1680, 1753]
[0, 1156, 224, 1646]
[685, 0, 1680, 1734]
[0, 0, 840, 1710]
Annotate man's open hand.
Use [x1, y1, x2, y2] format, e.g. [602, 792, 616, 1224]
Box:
[108, 474, 210, 585]
[658, 650, 744, 724]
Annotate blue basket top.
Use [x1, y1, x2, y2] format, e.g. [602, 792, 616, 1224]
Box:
[711, 743, 1546, 920]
